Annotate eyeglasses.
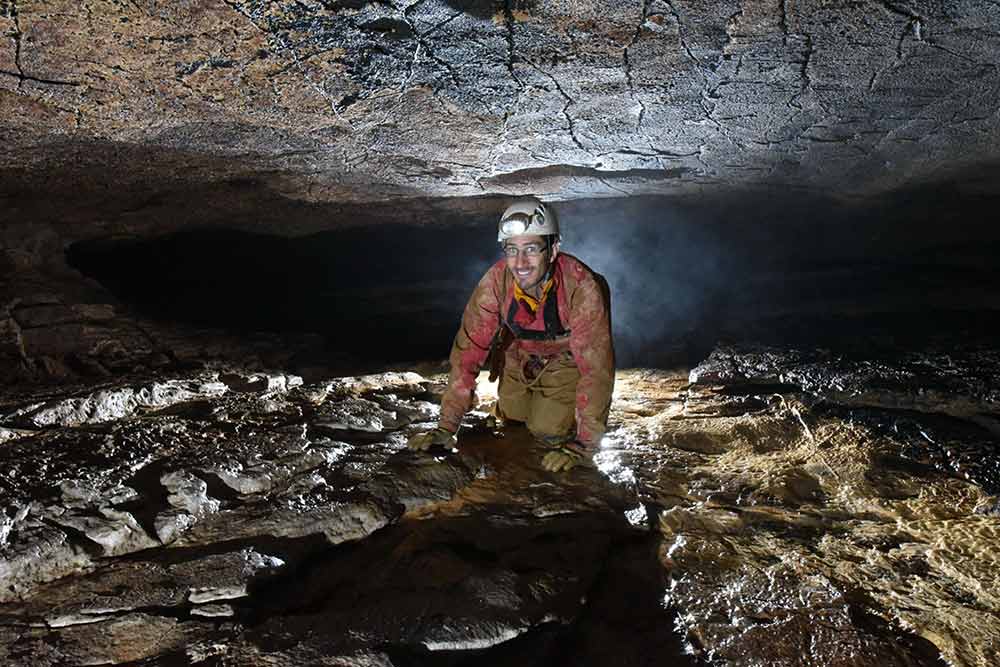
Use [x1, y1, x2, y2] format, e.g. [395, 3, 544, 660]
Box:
[502, 243, 548, 258]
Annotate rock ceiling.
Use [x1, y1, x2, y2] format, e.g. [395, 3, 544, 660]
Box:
[2, 0, 999, 209]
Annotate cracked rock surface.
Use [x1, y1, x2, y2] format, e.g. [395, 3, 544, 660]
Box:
[1, 0, 999, 210]
[0, 348, 998, 665]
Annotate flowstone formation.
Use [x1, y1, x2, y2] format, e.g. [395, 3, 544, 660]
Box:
[0, 344, 998, 665]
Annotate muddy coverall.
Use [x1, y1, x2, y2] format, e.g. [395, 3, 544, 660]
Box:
[438, 253, 615, 453]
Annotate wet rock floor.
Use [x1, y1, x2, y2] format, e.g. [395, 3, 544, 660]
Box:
[0, 342, 998, 666]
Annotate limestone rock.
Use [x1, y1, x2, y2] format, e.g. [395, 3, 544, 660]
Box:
[219, 371, 304, 394]
[0, 426, 32, 443]
[184, 549, 286, 604]
[326, 372, 429, 397]
[314, 396, 410, 433]
[0, 357, 998, 665]
[2, 377, 229, 428]
[8, 547, 285, 628]
[202, 444, 348, 496]
[153, 470, 221, 543]
[47, 507, 158, 557]
[153, 510, 197, 546]
[3, 0, 1000, 206]
[0, 524, 93, 603]
[689, 345, 1000, 419]
[10, 613, 209, 666]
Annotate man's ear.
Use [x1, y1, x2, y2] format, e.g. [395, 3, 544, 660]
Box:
[550, 239, 560, 258]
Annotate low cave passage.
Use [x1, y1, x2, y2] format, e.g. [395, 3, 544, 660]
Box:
[65, 188, 1000, 375]
[3, 186, 999, 666]
[3, 0, 1000, 659]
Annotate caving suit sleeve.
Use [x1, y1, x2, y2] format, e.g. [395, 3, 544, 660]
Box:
[438, 263, 504, 433]
[569, 271, 615, 450]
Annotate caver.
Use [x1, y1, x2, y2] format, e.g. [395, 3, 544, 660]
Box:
[408, 197, 615, 472]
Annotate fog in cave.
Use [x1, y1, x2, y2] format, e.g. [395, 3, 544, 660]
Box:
[66, 187, 1000, 371]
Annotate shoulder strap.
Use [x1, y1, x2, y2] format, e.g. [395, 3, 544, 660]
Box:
[504, 273, 570, 341]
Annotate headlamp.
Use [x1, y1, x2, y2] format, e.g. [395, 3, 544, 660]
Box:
[500, 215, 529, 236]
[499, 211, 544, 237]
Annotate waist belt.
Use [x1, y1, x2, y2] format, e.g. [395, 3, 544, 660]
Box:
[523, 355, 547, 381]
[522, 350, 573, 381]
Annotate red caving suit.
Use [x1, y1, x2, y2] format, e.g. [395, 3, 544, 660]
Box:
[438, 253, 614, 452]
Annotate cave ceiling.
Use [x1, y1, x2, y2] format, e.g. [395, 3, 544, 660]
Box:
[1, 0, 999, 225]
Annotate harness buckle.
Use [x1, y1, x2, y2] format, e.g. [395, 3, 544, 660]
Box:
[523, 355, 547, 381]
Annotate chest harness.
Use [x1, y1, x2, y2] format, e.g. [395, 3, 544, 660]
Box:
[504, 278, 570, 341]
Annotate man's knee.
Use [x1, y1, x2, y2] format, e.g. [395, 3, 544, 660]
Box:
[497, 373, 530, 422]
[526, 396, 575, 442]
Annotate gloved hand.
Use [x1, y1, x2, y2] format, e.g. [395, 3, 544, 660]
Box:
[541, 444, 587, 472]
[407, 427, 458, 452]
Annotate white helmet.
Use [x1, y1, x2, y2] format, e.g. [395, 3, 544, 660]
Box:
[497, 197, 560, 242]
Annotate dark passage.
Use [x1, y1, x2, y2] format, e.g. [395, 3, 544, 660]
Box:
[67, 189, 1000, 370]
[67, 224, 498, 367]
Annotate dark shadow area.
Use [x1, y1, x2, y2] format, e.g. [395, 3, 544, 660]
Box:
[237, 510, 696, 666]
[67, 224, 499, 365]
[66, 187, 1000, 370]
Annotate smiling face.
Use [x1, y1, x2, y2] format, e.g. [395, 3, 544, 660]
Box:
[502, 234, 558, 294]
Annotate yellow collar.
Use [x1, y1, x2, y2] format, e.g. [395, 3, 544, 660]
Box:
[513, 273, 554, 312]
